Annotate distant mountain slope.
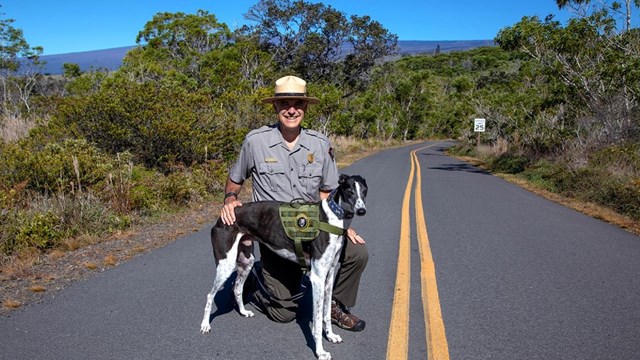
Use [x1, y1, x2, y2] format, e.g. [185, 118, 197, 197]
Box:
[39, 46, 137, 75]
[38, 40, 494, 75]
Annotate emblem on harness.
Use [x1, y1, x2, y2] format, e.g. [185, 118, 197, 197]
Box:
[280, 204, 319, 241]
[296, 214, 309, 229]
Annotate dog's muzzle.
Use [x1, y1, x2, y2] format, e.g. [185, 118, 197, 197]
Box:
[355, 199, 366, 216]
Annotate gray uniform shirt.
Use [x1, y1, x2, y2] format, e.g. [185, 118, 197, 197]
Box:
[229, 124, 339, 202]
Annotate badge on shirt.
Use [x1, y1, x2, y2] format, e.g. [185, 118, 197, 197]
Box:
[307, 153, 314, 164]
[265, 157, 278, 163]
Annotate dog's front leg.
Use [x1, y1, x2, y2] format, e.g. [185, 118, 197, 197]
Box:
[322, 245, 343, 344]
[310, 263, 334, 360]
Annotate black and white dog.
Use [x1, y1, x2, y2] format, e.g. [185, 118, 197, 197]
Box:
[200, 174, 367, 360]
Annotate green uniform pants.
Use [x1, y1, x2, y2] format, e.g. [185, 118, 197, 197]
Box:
[254, 239, 368, 323]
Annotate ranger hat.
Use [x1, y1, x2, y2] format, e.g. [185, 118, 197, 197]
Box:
[261, 75, 320, 104]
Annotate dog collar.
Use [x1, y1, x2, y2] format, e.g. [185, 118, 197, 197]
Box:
[327, 189, 345, 219]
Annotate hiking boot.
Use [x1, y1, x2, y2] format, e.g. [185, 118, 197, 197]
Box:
[331, 299, 365, 331]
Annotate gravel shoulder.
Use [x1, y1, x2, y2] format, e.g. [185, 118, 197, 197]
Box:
[0, 202, 223, 315]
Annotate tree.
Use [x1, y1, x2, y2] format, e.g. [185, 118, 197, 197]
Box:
[124, 10, 234, 89]
[242, 0, 398, 94]
[0, 9, 43, 119]
[62, 63, 81, 78]
[497, 11, 640, 144]
[556, 0, 640, 32]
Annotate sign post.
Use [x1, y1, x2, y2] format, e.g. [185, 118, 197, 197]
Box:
[474, 118, 485, 148]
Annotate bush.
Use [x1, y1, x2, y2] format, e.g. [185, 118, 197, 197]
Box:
[15, 211, 64, 250]
[590, 143, 640, 177]
[53, 78, 230, 171]
[447, 144, 476, 157]
[490, 153, 530, 174]
[0, 138, 110, 193]
[521, 160, 565, 192]
[0, 190, 133, 256]
[523, 159, 640, 220]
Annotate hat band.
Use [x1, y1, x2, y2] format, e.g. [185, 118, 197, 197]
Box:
[274, 92, 307, 97]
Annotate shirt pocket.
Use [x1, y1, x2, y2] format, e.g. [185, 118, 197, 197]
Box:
[257, 162, 288, 192]
[299, 163, 323, 195]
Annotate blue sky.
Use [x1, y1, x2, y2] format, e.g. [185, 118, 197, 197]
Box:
[2, 0, 571, 55]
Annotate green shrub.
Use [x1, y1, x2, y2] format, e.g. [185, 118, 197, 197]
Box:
[523, 159, 640, 220]
[589, 143, 640, 177]
[158, 167, 213, 205]
[521, 160, 565, 192]
[590, 177, 640, 219]
[490, 153, 530, 174]
[0, 138, 110, 193]
[15, 211, 64, 250]
[0, 191, 133, 256]
[53, 78, 230, 171]
[447, 144, 476, 157]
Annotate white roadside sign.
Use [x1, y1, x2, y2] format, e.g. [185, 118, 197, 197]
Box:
[474, 118, 486, 132]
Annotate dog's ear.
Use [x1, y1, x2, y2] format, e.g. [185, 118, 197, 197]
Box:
[339, 174, 348, 185]
[352, 175, 367, 188]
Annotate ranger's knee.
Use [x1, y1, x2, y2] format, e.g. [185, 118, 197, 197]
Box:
[348, 243, 369, 268]
[267, 307, 297, 323]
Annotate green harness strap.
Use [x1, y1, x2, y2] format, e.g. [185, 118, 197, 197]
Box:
[279, 203, 345, 271]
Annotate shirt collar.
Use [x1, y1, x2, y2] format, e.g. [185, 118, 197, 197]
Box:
[268, 123, 310, 150]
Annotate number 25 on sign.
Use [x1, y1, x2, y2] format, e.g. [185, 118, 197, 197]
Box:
[474, 118, 486, 132]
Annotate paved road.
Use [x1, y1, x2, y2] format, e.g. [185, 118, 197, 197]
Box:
[1, 141, 639, 359]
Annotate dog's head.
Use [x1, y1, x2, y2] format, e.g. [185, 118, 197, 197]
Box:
[336, 174, 368, 219]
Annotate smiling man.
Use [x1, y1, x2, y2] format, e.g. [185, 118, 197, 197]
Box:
[218, 75, 368, 331]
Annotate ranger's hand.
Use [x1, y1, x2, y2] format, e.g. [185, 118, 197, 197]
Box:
[221, 200, 242, 225]
[346, 227, 365, 245]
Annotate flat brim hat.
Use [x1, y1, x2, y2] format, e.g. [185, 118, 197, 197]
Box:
[261, 75, 320, 104]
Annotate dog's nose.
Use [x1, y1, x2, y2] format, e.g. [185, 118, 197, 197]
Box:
[356, 208, 366, 216]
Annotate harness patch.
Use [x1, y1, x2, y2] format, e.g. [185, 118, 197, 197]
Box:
[279, 203, 320, 241]
[279, 202, 345, 271]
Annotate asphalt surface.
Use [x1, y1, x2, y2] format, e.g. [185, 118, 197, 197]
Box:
[1, 141, 639, 360]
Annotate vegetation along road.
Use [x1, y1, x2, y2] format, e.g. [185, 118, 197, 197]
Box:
[1, 141, 638, 360]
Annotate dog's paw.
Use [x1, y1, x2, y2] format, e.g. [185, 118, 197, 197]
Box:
[316, 350, 332, 360]
[239, 309, 255, 318]
[200, 324, 211, 334]
[326, 332, 342, 344]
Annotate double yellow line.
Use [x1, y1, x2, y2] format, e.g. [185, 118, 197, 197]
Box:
[386, 144, 450, 360]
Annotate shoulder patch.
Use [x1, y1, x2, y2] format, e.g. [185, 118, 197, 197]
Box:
[245, 124, 277, 140]
[303, 128, 329, 143]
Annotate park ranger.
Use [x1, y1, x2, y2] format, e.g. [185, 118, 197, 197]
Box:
[219, 75, 368, 331]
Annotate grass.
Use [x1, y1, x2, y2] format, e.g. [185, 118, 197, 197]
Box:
[103, 254, 117, 266]
[2, 299, 22, 309]
[330, 136, 417, 169]
[0, 115, 39, 143]
[452, 153, 640, 237]
[29, 285, 46, 293]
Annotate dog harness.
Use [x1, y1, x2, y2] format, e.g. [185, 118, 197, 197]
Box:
[279, 202, 345, 271]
